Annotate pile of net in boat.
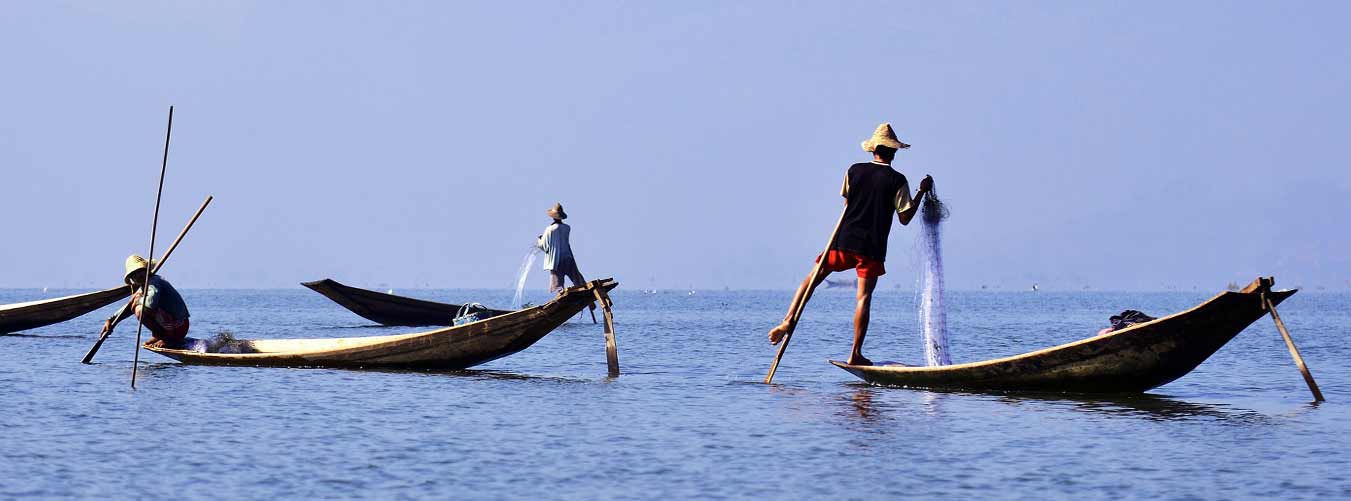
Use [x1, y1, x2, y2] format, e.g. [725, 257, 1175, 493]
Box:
[917, 183, 953, 366]
[180, 331, 253, 354]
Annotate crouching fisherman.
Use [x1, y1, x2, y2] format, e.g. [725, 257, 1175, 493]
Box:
[100, 254, 191, 348]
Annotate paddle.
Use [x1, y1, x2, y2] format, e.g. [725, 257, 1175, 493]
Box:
[589, 282, 619, 377]
[763, 206, 847, 384]
[1261, 278, 1324, 402]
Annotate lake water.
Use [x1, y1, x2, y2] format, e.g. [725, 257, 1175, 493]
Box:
[2, 286, 1348, 499]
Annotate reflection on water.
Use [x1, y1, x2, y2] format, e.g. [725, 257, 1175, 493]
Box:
[845, 386, 883, 422]
[994, 392, 1272, 424]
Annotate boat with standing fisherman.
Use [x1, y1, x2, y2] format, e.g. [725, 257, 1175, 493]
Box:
[830, 277, 1298, 393]
[144, 279, 618, 370]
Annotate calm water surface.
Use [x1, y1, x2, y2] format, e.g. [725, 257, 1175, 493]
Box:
[2, 287, 1348, 499]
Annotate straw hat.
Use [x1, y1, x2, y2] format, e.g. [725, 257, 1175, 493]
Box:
[861, 123, 911, 152]
[124, 254, 151, 284]
[546, 202, 568, 220]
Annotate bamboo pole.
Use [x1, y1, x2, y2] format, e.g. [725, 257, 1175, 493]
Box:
[1265, 294, 1325, 402]
[82, 195, 212, 364]
[764, 206, 847, 384]
[130, 106, 174, 388]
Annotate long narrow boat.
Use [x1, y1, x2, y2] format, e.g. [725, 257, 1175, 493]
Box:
[0, 286, 129, 334]
[145, 279, 615, 369]
[301, 278, 488, 327]
[831, 277, 1296, 393]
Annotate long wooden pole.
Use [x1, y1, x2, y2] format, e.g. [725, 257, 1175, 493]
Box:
[130, 106, 174, 388]
[764, 206, 847, 384]
[1265, 295, 1325, 402]
[82, 195, 212, 364]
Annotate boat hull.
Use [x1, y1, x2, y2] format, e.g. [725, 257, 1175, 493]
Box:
[301, 278, 505, 327]
[146, 279, 614, 370]
[0, 286, 130, 334]
[831, 284, 1295, 393]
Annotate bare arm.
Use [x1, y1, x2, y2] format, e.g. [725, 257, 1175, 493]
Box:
[897, 175, 934, 226]
[100, 291, 140, 335]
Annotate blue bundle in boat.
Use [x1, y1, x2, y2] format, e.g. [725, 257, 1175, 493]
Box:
[453, 303, 498, 326]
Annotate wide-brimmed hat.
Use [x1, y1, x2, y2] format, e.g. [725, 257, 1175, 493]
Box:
[861, 123, 911, 152]
[124, 254, 151, 284]
[546, 202, 568, 220]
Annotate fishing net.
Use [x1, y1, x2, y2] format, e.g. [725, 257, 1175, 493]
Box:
[511, 247, 540, 310]
[205, 330, 251, 354]
[917, 182, 953, 366]
[921, 184, 950, 224]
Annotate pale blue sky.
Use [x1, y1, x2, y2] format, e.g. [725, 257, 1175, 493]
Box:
[2, 2, 1348, 291]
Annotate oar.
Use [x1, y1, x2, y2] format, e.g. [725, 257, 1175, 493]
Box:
[81, 195, 212, 364]
[590, 282, 619, 377]
[764, 205, 847, 384]
[1264, 288, 1324, 402]
[130, 106, 179, 389]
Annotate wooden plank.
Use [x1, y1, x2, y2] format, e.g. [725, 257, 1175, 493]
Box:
[592, 284, 619, 377]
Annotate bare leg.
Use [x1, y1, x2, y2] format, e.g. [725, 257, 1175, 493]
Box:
[549, 269, 564, 294]
[847, 276, 878, 366]
[768, 267, 830, 344]
[567, 263, 594, 310]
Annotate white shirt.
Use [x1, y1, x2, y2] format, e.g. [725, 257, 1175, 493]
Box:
[536, 222, 574, 271]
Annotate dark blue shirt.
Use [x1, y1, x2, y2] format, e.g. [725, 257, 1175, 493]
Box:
[144, 275, 190, 320]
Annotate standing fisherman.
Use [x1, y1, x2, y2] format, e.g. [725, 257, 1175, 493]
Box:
[100, 255, 191, 348]
[536, 203, 593, 303]
[767, 123, 932, 366]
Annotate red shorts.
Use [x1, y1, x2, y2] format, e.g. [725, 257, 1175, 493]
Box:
[136, 309, 191, 343]
[816, 250, 886, 279]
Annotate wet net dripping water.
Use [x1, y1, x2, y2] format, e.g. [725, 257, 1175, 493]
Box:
[917, 184, 952, 366]
[511, 247, 540, 310]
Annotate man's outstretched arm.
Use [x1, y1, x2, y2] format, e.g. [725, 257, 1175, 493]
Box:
[897, 175, 933, 225]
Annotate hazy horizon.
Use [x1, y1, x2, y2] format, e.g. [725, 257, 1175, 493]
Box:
[4, 2, 1348, 292]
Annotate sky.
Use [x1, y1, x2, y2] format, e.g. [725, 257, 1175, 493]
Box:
[2, 1, 1348, 291]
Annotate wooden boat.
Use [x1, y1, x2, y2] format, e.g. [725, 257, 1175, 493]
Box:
[831, 278, 1296, 393]
[144, 279, 616, 369]
[301, 278, 500, 327]
[0, 286, 129, 334]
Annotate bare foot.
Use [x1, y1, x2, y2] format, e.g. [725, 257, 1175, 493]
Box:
[768, 322, 790, 345]
[846, 355, 873, 366]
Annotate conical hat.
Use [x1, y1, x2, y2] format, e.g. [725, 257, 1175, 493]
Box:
[861, 123, 911, 152]
[124, 254, 151, 283]
[546, 202, 568, 220]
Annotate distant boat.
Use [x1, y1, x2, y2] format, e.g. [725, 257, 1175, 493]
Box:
[1031, 284, 1039, 291]
[822, 278, 854, 290]
[831, 277, 1294, 394]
